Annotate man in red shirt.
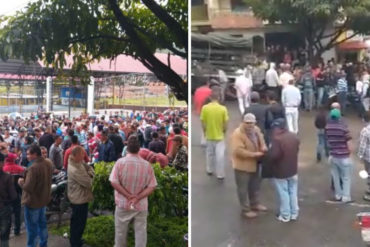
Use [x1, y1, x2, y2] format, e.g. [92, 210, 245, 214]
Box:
[64, 136, 89, 170]
[194, 81, 212, 146]
[193, 81, 212, 115]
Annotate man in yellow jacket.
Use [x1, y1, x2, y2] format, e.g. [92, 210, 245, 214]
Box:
[230, 113, 267, 218]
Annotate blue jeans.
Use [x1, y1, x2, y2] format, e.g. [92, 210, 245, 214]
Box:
[274, 175, 299, 219]
[337, 91, 347, 115]
[329, 156, 352, 201]
[317, 87, 325, 107]
[24, 206, 48, 247]
[303, 88, 314, 110]
[316, 130, 328, 158]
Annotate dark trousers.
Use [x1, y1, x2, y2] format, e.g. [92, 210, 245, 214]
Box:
[70, 203, 88, 247]
[0, 206, 12, 244]
[337, 91, 347, 115]
[12, 196, 21, 234]
[234, 168, 261, 211]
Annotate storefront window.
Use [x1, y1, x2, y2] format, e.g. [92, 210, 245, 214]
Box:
[231, 0, 250, 12]
[192, 0, 205, 6]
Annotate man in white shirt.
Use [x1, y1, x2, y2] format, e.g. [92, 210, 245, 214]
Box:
[281, 79, 301, 134]
[235, 69, 253, 115]
[266, 63, 280, 98]
[266, 63, 279, 87]
[361, 79, 370, 112]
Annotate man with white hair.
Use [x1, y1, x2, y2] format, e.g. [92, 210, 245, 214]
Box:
[279, 64, 294, 88]
[265, 63, 280, 96]
[235, 69, 253, 115]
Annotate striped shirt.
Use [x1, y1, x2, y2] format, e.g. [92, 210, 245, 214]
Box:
[109, 154, 157, 211]
[337, 78, 348, 92]
[358, 124, 370, 162]
[325, 119, 351, 158]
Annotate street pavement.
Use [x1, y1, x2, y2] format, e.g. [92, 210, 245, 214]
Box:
[191, 101, 369, 247]
[9, 232, 70, 247]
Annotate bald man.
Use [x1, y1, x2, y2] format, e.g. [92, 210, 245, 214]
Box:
[331, 102, 340, 110]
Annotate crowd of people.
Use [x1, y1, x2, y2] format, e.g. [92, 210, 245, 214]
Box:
[195, 56, 370, 223]
[0, 108, 188, 247]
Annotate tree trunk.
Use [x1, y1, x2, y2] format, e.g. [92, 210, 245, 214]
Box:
[107, 0, 188, 103]
[306, 37, 315, 65]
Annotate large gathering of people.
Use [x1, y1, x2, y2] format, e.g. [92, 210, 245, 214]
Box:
[195, 54, 370, 224]
[0, 108, 188, 247]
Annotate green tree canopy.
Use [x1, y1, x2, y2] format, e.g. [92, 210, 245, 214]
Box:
[0, 0, 188, 101]
[245, 0, 370, 62]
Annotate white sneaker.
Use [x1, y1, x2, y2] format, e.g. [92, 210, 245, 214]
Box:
[276, 215, 290, 223]
[291, 215, 298, 221]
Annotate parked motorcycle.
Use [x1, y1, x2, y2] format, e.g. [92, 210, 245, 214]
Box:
[46, 170, 69, 227]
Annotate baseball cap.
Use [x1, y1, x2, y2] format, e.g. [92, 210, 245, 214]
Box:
[243, 113, 256, 123]
[330, 109, 341, 119]
[250, 91, 260, 101]
[271, 118, 286, 129]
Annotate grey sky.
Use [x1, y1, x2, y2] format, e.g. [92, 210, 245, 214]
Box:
[0, 0, 36, 16]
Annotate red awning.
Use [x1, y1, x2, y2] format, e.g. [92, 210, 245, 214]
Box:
[338, 40, 370, 50]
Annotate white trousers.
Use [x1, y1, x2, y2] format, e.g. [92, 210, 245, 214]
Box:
[237, 95, 250, 115]
[362, 97, 370, 112]
[285, 107, 299, 134]
[206, 140, 226, 178]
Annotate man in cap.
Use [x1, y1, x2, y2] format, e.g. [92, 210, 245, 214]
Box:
[325, 108, 353, 203]
[200, 87, 229, 179]
[230, 113, 267, 218]
[244, 91, 270, 137]
[0, 152, 17, 247]
[267, 118, 300, 222]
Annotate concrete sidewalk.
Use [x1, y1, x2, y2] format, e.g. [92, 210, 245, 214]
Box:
[9, 232, 70, 247]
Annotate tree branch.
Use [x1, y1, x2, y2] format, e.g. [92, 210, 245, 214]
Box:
[330, 31, 361, 47]
[106, 0, 187, 101]
[132, 24, 186, 58]
[67, 34, 128, 44]
[141, 0, 187, 52]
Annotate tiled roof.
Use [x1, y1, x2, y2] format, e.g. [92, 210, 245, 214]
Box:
[46, 53, 187, 75]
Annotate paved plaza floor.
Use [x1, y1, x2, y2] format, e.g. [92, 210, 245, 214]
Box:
[192, 101, 368, 247]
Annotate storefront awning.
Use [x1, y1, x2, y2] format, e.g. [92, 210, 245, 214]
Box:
[338, 40, 370, 50]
